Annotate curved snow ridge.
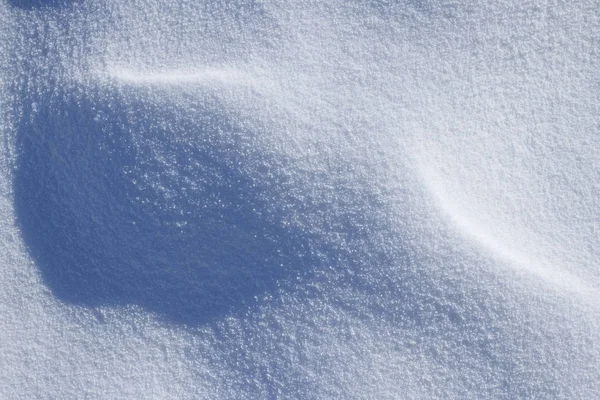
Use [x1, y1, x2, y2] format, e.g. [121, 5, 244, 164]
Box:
[416, 158, 600, 303]
[104, 67, 262, 88]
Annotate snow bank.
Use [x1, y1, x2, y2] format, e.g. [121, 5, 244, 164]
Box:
[1, 0, 599, 398]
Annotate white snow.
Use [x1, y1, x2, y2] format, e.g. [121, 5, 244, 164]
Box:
[1, 0, 599, 398]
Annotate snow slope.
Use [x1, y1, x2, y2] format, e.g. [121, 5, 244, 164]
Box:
[1, 0, 599, 398]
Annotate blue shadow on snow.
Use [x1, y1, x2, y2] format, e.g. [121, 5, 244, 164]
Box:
[13, 84, 315, 326]
[6, 0, 71, 9]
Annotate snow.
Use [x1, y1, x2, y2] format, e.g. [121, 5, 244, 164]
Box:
[1, 0, 599, 398]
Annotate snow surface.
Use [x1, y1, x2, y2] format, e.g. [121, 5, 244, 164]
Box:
[1, 0, 599, 398]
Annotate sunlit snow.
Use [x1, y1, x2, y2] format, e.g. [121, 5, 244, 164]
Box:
[1, 0, 599, 398]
